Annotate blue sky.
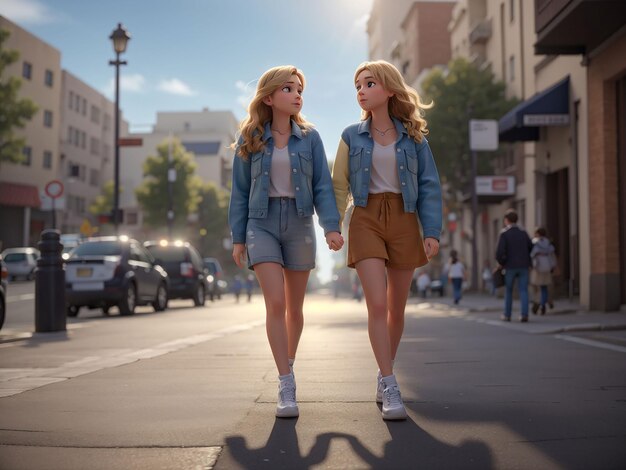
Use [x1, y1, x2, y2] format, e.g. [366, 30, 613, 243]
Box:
[1, 0, 372, 146]
[1, 0, 374, 282]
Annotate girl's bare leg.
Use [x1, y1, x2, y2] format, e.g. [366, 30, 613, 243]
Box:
[284, 269, 310, 360]
[386, 267, 415, 360]
[254, 262, 290, 376]
[356, 258, 392, 376]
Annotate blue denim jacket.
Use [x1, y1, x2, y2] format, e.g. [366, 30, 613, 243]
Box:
[229, 121, 340, 244]
[332, 117, 442, 240]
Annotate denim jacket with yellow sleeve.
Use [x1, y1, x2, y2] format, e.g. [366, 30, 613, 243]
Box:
[229, 120, 340, 244]
[331, 117, 442, 240]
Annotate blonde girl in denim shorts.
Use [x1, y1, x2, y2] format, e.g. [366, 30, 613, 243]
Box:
[229, 66, 344, 418]
[332, 60, 442, 420]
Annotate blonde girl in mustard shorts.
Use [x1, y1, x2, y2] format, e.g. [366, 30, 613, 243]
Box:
[332, 60, 442, 420]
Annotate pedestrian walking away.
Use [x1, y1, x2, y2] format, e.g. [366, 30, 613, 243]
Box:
[229, 65, 344, 419]
[530, 227, 557, 315]
[447, 250, 466, 305]
[495, 209, 533, 322]
[245, 274, 255, 302]
[332, 60, 442, 421]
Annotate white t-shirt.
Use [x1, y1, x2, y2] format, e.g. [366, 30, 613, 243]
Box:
[448, 261, 465, 279]
[268, 146, 295, 198]
[369, 141, 401, 193]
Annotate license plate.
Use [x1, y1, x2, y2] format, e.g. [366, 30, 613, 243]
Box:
[76, 268, 93, 278]
[72, 281, 104, 291]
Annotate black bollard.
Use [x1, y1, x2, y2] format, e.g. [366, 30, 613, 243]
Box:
[35, 229, 66, 332]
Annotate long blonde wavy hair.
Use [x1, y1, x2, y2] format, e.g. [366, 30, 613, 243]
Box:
[354, 60, 432, 142]
[233, 66, 313, 160]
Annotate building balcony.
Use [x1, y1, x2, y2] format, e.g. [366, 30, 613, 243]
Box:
[535, 0, 626, 56]
[469, 18, 492, 45]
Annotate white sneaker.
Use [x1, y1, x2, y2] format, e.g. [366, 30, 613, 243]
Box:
[276, 377, 299, 418]
[381, 385, 407, 420]
[376, 371, 383, 403]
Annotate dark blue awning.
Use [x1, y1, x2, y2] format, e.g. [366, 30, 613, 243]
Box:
[499, 76, 570, 142]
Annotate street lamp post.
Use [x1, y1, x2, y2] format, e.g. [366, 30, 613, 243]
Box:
[109, 23, 130, 235]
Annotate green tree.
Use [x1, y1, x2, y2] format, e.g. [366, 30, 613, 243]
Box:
[0, 29, 38, 164]
[89, 180, 116, 216]
[196, 182, 229, 258]
[421, 58, 518, 192]
[135, 138, 202, 230]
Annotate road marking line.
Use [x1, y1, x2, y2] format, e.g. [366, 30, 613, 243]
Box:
[554, 334, 626, 353]
[6, 293, 35, 303]
[0, 319, 265, 398]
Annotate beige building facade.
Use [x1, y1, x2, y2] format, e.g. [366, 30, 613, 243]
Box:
[59, 70, 127, 235]
[0, 16, 61, 249]
[118, 109, 238, 238]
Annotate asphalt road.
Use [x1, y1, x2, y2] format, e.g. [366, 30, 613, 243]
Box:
[0, 293, 624, 469]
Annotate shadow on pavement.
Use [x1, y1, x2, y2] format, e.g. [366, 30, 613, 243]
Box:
[221, 415, 493, 469]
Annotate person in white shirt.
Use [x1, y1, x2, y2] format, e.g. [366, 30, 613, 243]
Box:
[447, 250, 466, 305]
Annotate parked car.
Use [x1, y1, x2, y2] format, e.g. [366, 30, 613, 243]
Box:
[65, 236, 168, 317]
[0, 255, 8, 330]
[144, 240, 208, 306]
[1, 247, 39, 281]
[60, 233, 83, 260]
[203, 257, 224, 301]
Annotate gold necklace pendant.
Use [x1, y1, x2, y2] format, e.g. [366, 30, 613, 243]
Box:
[374, 126, 393, 136]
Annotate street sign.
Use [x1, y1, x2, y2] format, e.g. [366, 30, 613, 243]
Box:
[45, 180, 64, 199]
[469, 119, 498, 151]
[475, 176, 515, 195]
[118, 137, 143, 147]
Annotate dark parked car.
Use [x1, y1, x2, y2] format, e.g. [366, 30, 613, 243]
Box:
[203, 257, 224, 301]
[0, 255, 7, 330]
[144, 240, 208, 306]
[65, 236, 169, 317]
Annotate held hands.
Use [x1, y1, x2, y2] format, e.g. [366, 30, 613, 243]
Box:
[232, 243, 247, 268]
[326, 231, 344, 251]
[424, 237, 440, 259]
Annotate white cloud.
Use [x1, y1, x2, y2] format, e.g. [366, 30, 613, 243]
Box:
[353, 13, 370, 32]
[104, 74, 147, 96]
[235, 79, 256, 109]
[0, 0, 60, 24]
[158, 78, 197, 96]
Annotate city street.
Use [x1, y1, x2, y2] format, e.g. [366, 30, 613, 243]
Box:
[1, 290, 625, 469]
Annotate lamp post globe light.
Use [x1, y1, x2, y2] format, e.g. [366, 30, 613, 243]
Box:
[109, 23, 130, 235]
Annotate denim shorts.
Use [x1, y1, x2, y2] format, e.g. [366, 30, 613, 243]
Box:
[246, 197, 316, 271]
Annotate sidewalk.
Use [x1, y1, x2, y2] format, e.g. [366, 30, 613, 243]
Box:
[407, 291, 626, 337]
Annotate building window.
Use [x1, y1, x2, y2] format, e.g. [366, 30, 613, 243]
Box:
[509, 0, 515, 22]
[74, 94, 80, 111]
[90, 137, 100, 155]
[22, 147, 32, 166]
[90, 105, 100, 124]
[43, 151, 53, 169]
[44, 110, 53, 128]
[102, 144, 110, 161]
[125, 211, 138, 225]
[45, 69, 53, 87]
[68, 162, 80, 178]
[82, 98, 87, 116]
[69, 91, 74, 108]
[22, 62, 32, 80]
[67, 126, 73, 142]
[104, 113, 111, 131]
[509, 55, 515, 82]
[81, 131, 86, 149]
[89, 169, 99, 186]
[73, 128, 80, 146]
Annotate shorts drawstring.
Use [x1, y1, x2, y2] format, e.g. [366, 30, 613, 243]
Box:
[378, 193, 392, 226]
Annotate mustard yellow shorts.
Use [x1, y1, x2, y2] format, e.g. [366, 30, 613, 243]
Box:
[347, 192, 428, 269]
